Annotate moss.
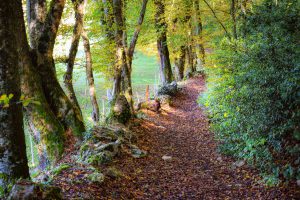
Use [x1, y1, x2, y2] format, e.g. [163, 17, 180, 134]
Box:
[87, 172, 104, 184]
[87, 151, 113, 165]
[106, 167, 123, 179]
[51, 163, 71, 176]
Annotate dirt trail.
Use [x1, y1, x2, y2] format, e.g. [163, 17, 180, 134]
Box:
[58, 76, 299, 199]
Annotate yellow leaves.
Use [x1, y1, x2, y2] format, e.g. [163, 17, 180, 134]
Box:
[0, 93, 14, 108]
[0, 94, 41, 108]
[224, 112, 228, 118]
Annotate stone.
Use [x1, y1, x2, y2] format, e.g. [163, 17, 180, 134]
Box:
[87, 172, 105, 184]
[157, 81, 178, 96]
[106, 167, 124, 179]
[8, 180, 62, 200]
[162, 155, 172, 161]
[130, 145, 147, 158]
[157, 95, 172, 105]
[217, 157, 222, 162]
[136, 99, 161, 112]
[234, 160, 245, 168]
[87, 151, 114, 165]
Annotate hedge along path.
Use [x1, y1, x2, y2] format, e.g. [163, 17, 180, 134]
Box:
[58, 75, 299, 199]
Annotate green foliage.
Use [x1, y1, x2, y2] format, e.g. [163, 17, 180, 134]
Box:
[0, 94, 14, 108]
[201, 0, 300, 184]
[51, 163, 71, 176]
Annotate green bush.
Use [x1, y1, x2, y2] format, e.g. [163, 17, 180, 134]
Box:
[200, 0, 300, 184]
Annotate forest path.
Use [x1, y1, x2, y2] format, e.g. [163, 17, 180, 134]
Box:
[58, 75, 298, 199]
[94, 75, 297, 199]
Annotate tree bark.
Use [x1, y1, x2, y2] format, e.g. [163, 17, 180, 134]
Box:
[64, 0, 85, 116]
[154, 0, 173, 85]
[112, 0, 127, 100]
[28, 0, 85, 138]
[0, 0, 30, 192]
[82, 30, 100, 124]
[174, 46, 186, 81]
[185, 45, 196, 75]
[123, 0, 149, 114]
[19, 0, 66, 167]
[194, 0, 205, 65]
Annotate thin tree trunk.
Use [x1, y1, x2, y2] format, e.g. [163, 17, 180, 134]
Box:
[82, 30, 100, 124]
[194, 0, 205, 65]
[0, 0, 29, 191]
[174, 46, 186, 81]
[64, 0, 85, 116]
[230, 0, 238, 39]
[155, 0, 173, 85]
[123, 0, 149, 114]
[185, 45, 196, 76]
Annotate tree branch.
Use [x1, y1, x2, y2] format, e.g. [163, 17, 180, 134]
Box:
[202, 0, 231, 38]
[128, 0, 149, 59]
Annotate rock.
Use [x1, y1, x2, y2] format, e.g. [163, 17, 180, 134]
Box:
[162, 155, 172, 161]
[157, 95, 172, 106]
[130, 145, 147, 158]
[185, 72, 193, 79]
[297, 180, 300, 187]
[95, 141, 120, 156]
[233, 160, 245, 168]
[79, 125, 139, 166]
[8, 180, 62, 200]
[136, 99, 161, 112]
[217, 157, 222, 162]
[110, 95, 132, 124]
[87, 172, 105, 184]
[106, 167, 124, 179]
[87, 151, 114, 165]
[157, 81, 178, 96]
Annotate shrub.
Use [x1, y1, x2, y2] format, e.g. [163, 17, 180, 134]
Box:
[200, 0, 300, 184]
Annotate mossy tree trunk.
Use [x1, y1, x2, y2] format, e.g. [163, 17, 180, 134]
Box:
[154, 0, 173, 85]
[112, 0, 126, 101]
[27, 0, 85, 138]
[0, 0, 30, 192]
[18, 0, 65, 167]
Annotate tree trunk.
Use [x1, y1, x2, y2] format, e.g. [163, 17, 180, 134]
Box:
[16, 0, 66, 167]
[0, 0, 30, 192]
[27, 0, 85, 138]
[155, 0, 173, 85]
[174, 46, 186, 81]
[230, 0, 238, 39]
[82, 30, 100, 124]
[64, 0, 85, 116]
[185, 45, 196, 76]
[112, 0, 127, 101]
[123, 0, 149, 114]
[193, 0, 205, 65]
